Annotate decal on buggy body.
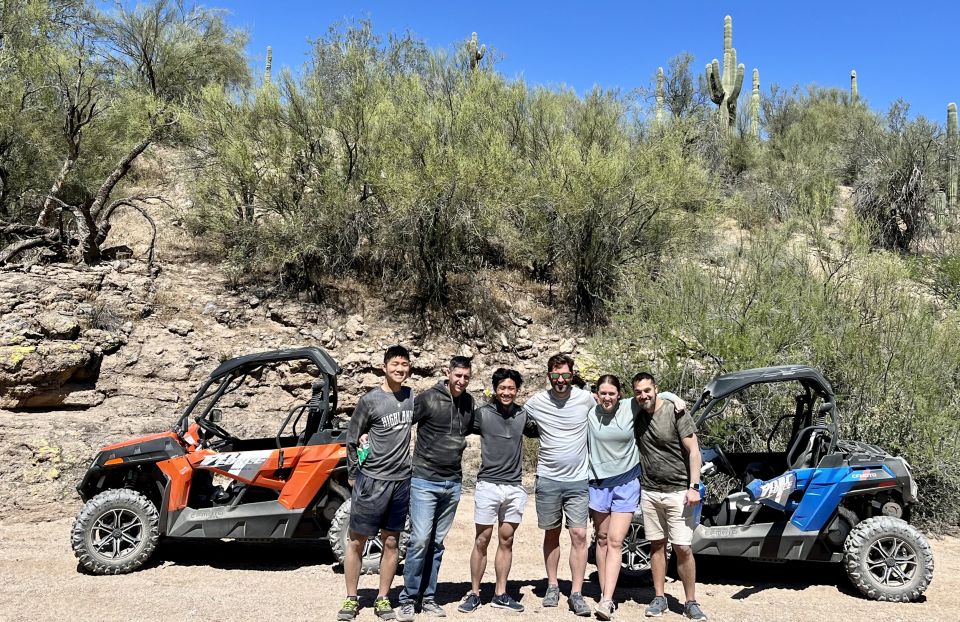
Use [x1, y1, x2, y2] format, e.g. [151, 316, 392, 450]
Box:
[199, 450, 273, 479]
[747, 472, 797, 510]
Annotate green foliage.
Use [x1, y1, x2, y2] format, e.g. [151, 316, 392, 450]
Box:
[593, 225, 960, 528]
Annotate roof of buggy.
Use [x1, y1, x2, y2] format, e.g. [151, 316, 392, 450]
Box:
[210, 347, 340, 379]
[702, 365, 834, 401]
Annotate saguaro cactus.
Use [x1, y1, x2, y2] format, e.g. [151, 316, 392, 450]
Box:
[468, 32, 485, 69]
[750, 68, 760, 137]
[949, 103, 958, 211]
[264, 46, 273, 84]
[850, 70, 858, 102]
[655, 66, 665, 126]
[705, 15, 745, 129]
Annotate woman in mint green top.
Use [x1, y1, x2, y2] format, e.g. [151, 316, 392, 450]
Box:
[587, 374, 640, 618]
[587, 375, 683, 619]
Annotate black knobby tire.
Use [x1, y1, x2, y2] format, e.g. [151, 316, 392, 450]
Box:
[71, 488, 160, 575]
[328, 499, 409, 575]
[843, 516, 933, 602]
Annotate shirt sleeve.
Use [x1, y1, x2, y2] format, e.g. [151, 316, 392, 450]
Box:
[522, 410, 540, 438]
[470, 407, 483, 435]
[346, 396, 372, 481]
[674, 405, 697, 439]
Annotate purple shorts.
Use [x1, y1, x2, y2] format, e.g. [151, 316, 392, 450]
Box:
[589, 479, 641, 514]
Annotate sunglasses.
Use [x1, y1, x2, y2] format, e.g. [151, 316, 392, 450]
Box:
[549, 372, 573, 381]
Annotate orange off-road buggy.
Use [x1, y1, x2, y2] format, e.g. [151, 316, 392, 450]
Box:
[71, 347, 401, 574]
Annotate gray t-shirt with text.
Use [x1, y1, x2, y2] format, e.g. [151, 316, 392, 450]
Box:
[347, 386, 414, 481]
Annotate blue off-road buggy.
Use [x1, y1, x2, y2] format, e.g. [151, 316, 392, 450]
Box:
[611, 365, 934, 602]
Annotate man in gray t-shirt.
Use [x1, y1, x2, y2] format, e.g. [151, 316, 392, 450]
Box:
[339, 345, 415, 622]
[522, 354, 597, 617]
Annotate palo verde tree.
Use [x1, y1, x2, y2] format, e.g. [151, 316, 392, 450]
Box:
[0, 0, 247, 265]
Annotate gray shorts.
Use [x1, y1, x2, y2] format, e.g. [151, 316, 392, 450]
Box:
[474, 480, 527, 525]
[535, 476, 588, 530]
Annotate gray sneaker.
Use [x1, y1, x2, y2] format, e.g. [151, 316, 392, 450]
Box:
[644, 596, 669, 617]
[595, 599, 615, 621]
[420, 601, 446, 617]
[395, 602, 415, 622]
[684, 601, 708, 621]
[542, 585, 561, 607]
[568, 592, 590, 617]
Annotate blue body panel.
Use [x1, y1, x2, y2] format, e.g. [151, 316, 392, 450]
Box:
[746, 464, 896, 532]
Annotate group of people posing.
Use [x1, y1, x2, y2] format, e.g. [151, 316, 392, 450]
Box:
[338, 346, 708, 621]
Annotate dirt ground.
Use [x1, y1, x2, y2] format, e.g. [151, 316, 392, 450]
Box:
[1, 495, 956, 622]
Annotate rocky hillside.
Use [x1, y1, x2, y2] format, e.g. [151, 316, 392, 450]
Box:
[0, 210, 585, 521]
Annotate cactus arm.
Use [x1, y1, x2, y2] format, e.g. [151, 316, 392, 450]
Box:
[707, 60, 724, 104]
[728, 63, 745, 100]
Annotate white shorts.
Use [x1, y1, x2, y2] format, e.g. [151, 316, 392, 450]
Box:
[640, 489, 697, 546]
[474, 480, 528, 525]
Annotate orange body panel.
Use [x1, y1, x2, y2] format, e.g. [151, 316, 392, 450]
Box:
[154, 442, 347, 513]
[278, 444, 347, 509]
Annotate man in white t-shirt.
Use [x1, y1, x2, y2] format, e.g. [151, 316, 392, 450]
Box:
[522, 353, 597, 617]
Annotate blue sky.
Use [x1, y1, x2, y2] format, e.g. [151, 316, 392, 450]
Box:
[215, 1, 953, 123]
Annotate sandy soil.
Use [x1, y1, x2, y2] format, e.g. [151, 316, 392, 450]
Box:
[1, 495, 956, 622]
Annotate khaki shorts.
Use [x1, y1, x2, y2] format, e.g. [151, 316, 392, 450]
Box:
[640, 489, 697, 546]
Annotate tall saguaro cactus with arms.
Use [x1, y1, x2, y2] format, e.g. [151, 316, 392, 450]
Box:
[468, 32, 485, 69]
[705, 15, 745, 129]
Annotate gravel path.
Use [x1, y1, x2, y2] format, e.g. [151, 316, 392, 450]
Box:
[2, 496, 956, 621]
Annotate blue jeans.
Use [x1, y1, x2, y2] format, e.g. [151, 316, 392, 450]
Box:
[400, 477, 462, 604]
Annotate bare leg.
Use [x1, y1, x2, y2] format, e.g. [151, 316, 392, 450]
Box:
[494, 522, 519, 594]
[591, 510, 611, 595]
[569, 527, 588, 593]
[470, 524, 494, 595]
[601, 512, 632, 602]
[379, 530, 401, 599]
[650, 539, 669, 597]
[674, 544, 697, 602]
[345, 530, 368, 597]
[543, 527, 562, 587]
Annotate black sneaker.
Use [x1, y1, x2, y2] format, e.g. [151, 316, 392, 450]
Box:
[337, 598, 360, 621]
[491, 593, 524, 613]
[374, 597, 398, 620]
[457, 593, 482, 613]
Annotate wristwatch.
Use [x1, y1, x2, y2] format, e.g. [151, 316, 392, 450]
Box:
[688, 483, 700, 490]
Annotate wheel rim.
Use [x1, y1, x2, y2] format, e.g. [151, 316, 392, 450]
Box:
[622, 522, 652, 572]
[362, 535, 385, 562]
[866, 536, 918, 587]
[90, 508, 144, 561]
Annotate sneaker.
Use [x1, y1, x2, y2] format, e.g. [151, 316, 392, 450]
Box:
[684, 601, 708, 621]
[457, 593, 482, 613]
[375, 598, 398, 620]
[491, 593, 524, 612]
[420, 600, 446, 617]
[395, 602, 415, 622]
[595, 599, 615, 621]
[568, 592, 590, 617]
[337, 598, 360, 621]
[644, 596, 669, 617]
[542, 585, 561, 608]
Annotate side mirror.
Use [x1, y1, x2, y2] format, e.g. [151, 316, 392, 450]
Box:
[209, 408, 223, 423]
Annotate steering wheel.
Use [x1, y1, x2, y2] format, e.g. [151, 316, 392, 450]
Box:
[196, 416, 236, 444]
[710, 444, 736, 478]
